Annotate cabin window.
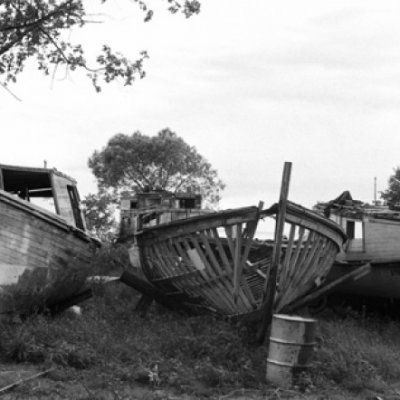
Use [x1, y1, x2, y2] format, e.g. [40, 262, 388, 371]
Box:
[130, 200, 138, 209]
[1, 168, 56, 212]
[67, 185, 85, 230]
[179, 198, 196, 209]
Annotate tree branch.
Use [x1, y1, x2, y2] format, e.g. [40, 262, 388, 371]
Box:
[174, 173, 190, 192]
[0, 81, 22, 101]
[37, 26, 70, 64]
[0, 0, 77, 33]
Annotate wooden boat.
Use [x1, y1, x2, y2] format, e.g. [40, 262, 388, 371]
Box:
[119, 190, 211, 272]
[0, 163, 99, 314]
[135, 200, 346, 316]
[316, 191, 400, 299]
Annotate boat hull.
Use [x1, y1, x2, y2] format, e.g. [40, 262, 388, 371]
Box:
[328, 261, 400, 299]
[136, 202, 346, 317]
[0, 191, 97, 314]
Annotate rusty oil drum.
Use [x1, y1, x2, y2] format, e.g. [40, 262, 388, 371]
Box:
[266, 314, 317, 387]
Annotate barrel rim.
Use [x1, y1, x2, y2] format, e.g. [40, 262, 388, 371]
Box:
[269, 337, 316, 346]
[273, 314, 317, 323]
[266, 358, 312, 369]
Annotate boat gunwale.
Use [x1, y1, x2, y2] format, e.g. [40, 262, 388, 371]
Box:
[136, 201, 347, 244]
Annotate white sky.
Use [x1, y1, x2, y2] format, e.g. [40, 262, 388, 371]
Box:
[2, 0, 400, 209]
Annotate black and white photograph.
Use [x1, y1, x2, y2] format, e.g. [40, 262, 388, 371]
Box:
[1, 1, 400, 399]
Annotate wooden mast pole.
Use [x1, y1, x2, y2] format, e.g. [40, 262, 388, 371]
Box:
[257, 161, 292, 344]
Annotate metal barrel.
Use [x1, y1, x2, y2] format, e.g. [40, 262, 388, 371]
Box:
[266, 314, 317, 387]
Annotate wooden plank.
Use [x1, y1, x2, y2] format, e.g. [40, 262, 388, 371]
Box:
[120, 271, 198, 313]
[0, 209, 92, 248]
[233, 203, 263, 305]
[224, 225, 236, 261]
[169, 238, 207, 302]
[278, 223, 296, 293]
[276, 235, 326, 309]
[137, 207, 260, 245]
[180, 237, 226, 312]
[233, 223, 243, 302]
[283, 263, 372, 313]
[283, 230, 316, 296]
[142, 246, 164, 281]
[189, 234, 236, 313]
[150, 244, 174, 285]
[207, 227, 254, 311]
[211, 228, 233, 274]
[281, 242, 337, 308]
[285, 226, 306, 288]
[0, 193, 71, 232]
[206, 228, 257, 310]
[157, 240, 213, 302]
[284, 212, 344, 249]
[198, 232, 251, 311]
[257, 161, 292, 344]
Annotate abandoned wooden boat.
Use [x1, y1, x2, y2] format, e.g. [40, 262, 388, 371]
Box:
[134, 200, 346, 317]
[119, 189, 210, 272]
[0, 163, 99, 314]
[315, 191, 400, 298]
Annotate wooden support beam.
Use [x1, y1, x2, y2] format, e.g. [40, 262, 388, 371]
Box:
[257, 161, 292, 344]
[49, 288, 92, 316]
[120, 271, 199, 315]
[282, 263, 372, 314]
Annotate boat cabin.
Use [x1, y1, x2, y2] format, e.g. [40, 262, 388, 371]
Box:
[119, 189, 206, 239]
[0, 164, 86, 230]
[314, 191, 400, 262]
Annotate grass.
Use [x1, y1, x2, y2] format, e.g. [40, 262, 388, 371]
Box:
[2, 285, 400, 399]
[0, 247, 400, 398]
[313, 309, 400, 395]
[0, 282, 269, 398]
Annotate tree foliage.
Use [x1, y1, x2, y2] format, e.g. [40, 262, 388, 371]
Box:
[88, 129, 225, 205]
[82, 188, 117, 241]
[0, 0, 200, 91]
[380, 167, 400, 209]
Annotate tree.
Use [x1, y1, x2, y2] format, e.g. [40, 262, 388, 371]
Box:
[82, 188, 117, 241]
[381, 167, 400, 209]
[0, 0, 200, 91]
[88, 129, 225, 206]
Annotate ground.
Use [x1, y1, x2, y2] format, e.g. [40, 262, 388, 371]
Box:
[0, 281, 400, 399]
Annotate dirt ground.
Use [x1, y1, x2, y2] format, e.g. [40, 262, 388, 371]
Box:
[0, 363, 395, 400]
[0, 364, 267, 400]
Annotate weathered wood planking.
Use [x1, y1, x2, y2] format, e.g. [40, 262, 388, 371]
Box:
[0, 190, 97, 313]
[137, 201, 346, 317]
[362, 219, 400, 261]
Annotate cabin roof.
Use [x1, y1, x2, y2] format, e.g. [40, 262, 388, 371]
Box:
[120, 190, 201, 201]
[0, 163, 76, 195]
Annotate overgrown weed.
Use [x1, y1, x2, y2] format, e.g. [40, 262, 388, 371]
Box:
[0, 281, 268, 395]
[314, 312, 400, 393]
[2, 244, 400, 398]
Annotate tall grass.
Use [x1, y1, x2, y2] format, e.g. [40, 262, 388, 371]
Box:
[314, 312, 400, 393]
[1, 242, 400, 398]
[0, 282, 269, 396]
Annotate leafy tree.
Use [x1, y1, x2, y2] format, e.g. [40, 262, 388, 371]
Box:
[82, 188, 117, 241]
[0, 0, 200, 91]
[88, 128, 225, 206]
[381, 167, 400, 209]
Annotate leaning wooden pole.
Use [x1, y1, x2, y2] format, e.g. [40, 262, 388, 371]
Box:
[257, 161, 292, 344]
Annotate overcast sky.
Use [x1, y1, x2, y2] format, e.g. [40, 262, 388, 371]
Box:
[2, 0, 400, 209]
